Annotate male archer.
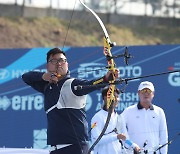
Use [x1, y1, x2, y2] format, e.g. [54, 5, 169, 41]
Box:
[22, 47, 118, 154]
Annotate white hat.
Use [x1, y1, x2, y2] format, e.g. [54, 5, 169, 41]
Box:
[138, 81, 155, 92]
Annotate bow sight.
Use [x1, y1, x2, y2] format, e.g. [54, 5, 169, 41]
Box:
[105, 47, 132, 66]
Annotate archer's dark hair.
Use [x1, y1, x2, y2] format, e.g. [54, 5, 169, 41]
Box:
[101, 86, 120, 111]
[101, 86, 120, 99]
[46, 48, 66, 63]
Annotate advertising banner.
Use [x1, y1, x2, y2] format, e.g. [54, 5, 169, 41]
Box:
[0, 45, 179, 153]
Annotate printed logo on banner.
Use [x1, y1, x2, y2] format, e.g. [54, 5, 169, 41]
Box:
[77, 63, 142, 112]
[118, 93, 139, 112]
[0, 95, 44, 111]
[168, 62, 180, 86]
[78, 63, 107, 78]
[0, 69, 9, 80]
[77, 63, 142, 78]
[11, 69, 46, 78]
[94, 92, 139, 113]
[118, 66, 142, 78]
[0, 96, 11, 110]
[33, 129, 49, 149]
[0, 68, 46, 84]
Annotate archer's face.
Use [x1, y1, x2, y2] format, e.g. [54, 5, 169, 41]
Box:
[47, 53, 68, 76]
[104, 92, 120, 110]
[114, 92, 120, 108]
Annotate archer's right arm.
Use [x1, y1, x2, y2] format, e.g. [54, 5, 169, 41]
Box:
[22, 71, 49, 93]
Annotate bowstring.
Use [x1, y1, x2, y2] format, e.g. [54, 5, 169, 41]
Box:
[62, 0, 77, 50]
[60, 0, 84, 153]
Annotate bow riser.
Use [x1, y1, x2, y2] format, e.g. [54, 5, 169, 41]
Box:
[103, 37, 116, 109]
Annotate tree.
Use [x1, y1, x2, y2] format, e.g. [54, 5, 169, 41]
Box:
[103, 0, 126, 14]
[143, 0, 164, 15]
[15, 0, 17, 5]
[90, 0, 100, 10]
[50, 0, 53, 8]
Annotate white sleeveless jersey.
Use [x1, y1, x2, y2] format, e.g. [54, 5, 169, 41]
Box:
[46, 78, 86, 114]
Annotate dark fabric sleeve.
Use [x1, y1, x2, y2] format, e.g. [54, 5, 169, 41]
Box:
[72, 76, 108, 96]
[22, 71, 48, 93]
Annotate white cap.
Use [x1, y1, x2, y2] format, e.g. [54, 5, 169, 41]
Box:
[138, 81, 155, 92]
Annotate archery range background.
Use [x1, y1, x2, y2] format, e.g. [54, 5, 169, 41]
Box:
[0, 44, 180, 153]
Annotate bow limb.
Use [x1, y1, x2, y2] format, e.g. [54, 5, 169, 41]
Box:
[79, 0, 113, 46]
[79, 1, 118, 153]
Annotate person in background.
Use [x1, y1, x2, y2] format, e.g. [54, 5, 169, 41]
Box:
[22, 47, 118, 154]
[91, 86, 140, 154]
[120, 81, 168, 154]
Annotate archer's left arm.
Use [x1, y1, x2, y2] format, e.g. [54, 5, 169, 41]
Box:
[72, 70, 119, 96]
[71, 76, 108, 96]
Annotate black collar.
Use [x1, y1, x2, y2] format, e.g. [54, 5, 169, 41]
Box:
[137, 102, 154, 110]
[102, 107, 116, 113]
[66, 70, 70, 77]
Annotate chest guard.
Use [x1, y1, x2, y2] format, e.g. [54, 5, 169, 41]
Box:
[46, 78, 86, 114]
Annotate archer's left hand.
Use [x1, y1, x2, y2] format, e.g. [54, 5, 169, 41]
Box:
[105, 69, 119, 81]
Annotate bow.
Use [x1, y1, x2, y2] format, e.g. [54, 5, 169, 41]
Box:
[88, 41, 118, 154]
[78, 0, 119, 153]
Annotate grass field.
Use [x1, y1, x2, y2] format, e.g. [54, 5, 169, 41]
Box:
[0, 17, 179, 48]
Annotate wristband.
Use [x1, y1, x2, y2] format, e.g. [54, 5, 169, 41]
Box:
[125, 140, 133, 146]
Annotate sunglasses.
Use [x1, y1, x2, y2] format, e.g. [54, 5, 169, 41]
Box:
[140, 89, 152, 94]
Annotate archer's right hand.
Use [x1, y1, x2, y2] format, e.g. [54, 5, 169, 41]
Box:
[117, 133, 126, 141]
[42, 72, 59, 84]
